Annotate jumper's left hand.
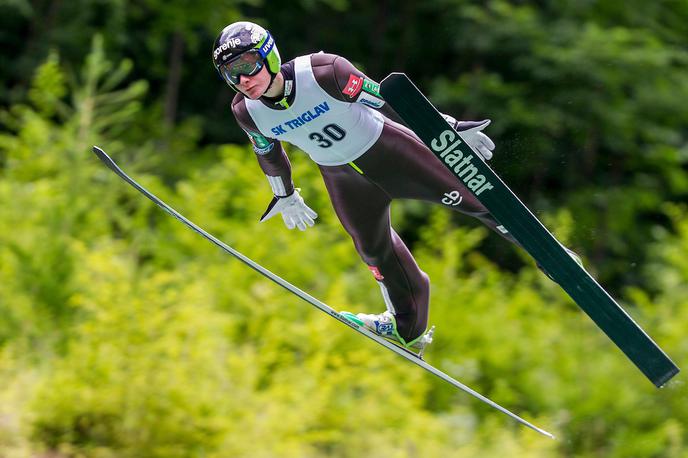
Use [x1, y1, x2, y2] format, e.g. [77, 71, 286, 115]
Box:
[441, 115, 495, 161]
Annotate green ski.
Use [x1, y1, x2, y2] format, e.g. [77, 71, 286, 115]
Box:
[379, 73, 678, 387]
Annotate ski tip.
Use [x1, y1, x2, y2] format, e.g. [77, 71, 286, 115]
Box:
[380, 72, 408, 84]
[92, 145, 110, 162]
[92, 145, 122, 174]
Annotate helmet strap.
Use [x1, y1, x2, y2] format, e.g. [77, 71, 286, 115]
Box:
[266, 71, 278, 92]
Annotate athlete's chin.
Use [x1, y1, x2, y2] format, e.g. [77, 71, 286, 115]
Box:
[242, 86, 266, 99]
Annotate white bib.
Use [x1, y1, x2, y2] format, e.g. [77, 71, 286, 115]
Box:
[245, 55, 384, 166]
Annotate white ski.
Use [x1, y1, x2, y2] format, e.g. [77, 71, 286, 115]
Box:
[92, 145, 555, 439]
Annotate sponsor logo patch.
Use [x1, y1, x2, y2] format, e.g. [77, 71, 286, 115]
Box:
[248, 24, 262, 44]
[213, 39, 241, 60]
[253, 142, 274, 155]
[357, 93, 385, 109]
[260, 36, 274, 56]
[342, 74, 363, 98]
[362, 78, 381, 97]
[247, 131, 274, 154]
[368, 265, 385, 281]
[376, 322, 394, 334]
[247, 131, 271, 148]
[441, 190, 463, 207]
[430, 129, 495, 196]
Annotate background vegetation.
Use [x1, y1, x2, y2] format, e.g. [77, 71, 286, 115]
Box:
[1, 1, 687, 456]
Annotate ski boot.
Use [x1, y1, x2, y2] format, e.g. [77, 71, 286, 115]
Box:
[340, 310, 435, 358]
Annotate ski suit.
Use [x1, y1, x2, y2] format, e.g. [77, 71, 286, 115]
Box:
[231, 53, 517, 342]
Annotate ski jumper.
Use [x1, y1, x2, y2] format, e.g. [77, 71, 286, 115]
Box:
[232, 53, 518, 342]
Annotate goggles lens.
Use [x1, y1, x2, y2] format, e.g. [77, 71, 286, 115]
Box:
[220, 51, 264, 85]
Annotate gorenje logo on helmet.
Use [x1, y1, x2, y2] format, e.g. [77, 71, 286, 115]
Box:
[213, 38, 242, 60]
[430, 129, 495, 196]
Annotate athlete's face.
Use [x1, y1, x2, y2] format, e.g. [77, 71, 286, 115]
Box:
[236, 66, 271, 99]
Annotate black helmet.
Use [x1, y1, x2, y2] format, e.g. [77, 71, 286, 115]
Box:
[212, 22, 281, 88]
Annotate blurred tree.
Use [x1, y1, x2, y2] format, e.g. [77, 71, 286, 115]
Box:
[420, 0, 688, 287]
[1, 2, 687, 456]
[0, 34, 147, 351]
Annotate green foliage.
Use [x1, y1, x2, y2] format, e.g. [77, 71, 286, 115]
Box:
[27, 50, 67, 118]
[1, 3, 688, 457]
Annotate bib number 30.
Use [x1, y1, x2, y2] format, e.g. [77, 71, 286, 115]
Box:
[309, 123, 346, 148]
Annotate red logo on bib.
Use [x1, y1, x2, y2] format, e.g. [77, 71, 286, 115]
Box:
[342, 74, 363, 98]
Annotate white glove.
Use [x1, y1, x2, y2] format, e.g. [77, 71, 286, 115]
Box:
[260, 189, 318, 231]
[441, 115, 495, 161]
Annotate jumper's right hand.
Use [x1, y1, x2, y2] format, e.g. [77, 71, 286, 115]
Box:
[260, 189, 318, 231]
[441, 114, 495, 161]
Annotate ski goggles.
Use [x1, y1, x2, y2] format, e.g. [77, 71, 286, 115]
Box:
[219, 50, 265, 85]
